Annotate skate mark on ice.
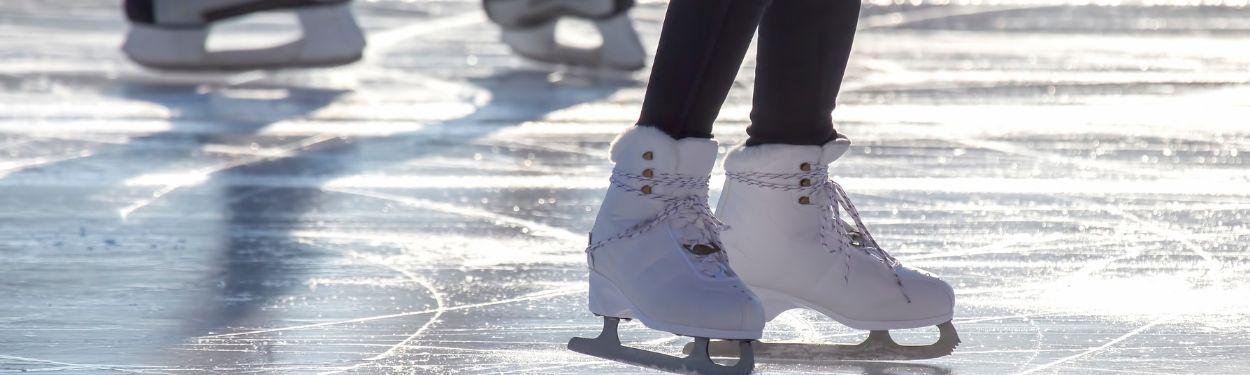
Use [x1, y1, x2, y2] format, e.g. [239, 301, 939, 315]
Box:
[963, 343, 1250, 356]
[110, 9, 487, 218]
[210, 10, 481, 88]
[949, 136, 1249, 185]
[11, 9, 487, 219]
[496, 362, 597, 374]
[861, 4, 1054, 30]
[315, 251, 447, 375]
[198, 286, 581, 339]
[941, 355, 1178, 375]
[479, 137, 603, 161]
[320, 174, 604, 190]
[365, 12, 485, 61]
[769, 311, 831, 344]
[822, 177, 1250, 196]
[1017, 310, 1046, 371]
[1015, 317, 1169, 375]
[905, 233, 1077, 261]
[929, 133, 1228, 277]
[952, 312, 1060, 325]
[0, 354, 165, 374]
[1086, 197, 1223, 279]
[0, 314, 47, 325]
[1043, 195, 1224, 302]
[0, 152, 97, 180]
[326, 187, 584, 243]
[117, 134, 342, 219]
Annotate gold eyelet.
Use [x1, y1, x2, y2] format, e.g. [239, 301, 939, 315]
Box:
[642, 169, 654, 178]
[798, 196, 811, 205]
[799, 162, 812, 171]
[684, 243, 722, 255]
[641, 185, 652, 194]
[800, 178, 812, 187]
[642, 151, 654, 160]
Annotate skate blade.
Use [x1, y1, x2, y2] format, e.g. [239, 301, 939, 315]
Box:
[131, 53, 363, 72]
[685, 321, 959, 362]
[568, 317, 754, 374]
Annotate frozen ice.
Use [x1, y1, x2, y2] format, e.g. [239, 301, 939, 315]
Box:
[1, 0, 1248, 374]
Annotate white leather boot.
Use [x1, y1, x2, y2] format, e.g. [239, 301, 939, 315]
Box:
[568, 126, 761, 374]
[585, 126, 763, 338]
[716, 136, 955, 332]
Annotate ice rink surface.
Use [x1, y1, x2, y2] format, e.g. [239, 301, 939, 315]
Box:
[1, 0, 1249, 373]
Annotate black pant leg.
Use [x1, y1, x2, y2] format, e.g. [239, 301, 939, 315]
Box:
[746, 0, 860, 146]
[637, 0, 770, 140]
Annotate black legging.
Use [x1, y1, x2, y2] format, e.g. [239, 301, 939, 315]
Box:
[637, 0, 860, 146]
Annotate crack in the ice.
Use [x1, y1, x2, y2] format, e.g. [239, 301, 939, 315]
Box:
[198, 286, 581, 339]
[117, 134, 342, 219]
[0, 354, 171, 375]
[315, 252, 448, 375]
[326, 187, 584, 243]
[1014, 317, 1169, 375]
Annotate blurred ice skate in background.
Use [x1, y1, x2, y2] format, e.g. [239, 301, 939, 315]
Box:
[121, 0, 367, 70]
[484, 0, 646, 71]
[121, 0, 645, 72]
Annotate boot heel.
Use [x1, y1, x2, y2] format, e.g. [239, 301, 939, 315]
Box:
[587, 271, 634, 319]
[752, 288, 796, 321]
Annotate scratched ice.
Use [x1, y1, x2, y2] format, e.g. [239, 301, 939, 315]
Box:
[1, 0, 1248, 374]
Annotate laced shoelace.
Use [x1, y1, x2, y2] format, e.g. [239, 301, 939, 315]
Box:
[727, 166, 911, 303]
[586, 169, 735, 278]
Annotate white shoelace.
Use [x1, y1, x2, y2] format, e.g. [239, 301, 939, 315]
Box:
[586, 169, 735, 279]
[727, 167, 911, 302]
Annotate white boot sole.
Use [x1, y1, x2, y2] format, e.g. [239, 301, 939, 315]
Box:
[588, 270, 761, 340]
[754, 286, 952, 331]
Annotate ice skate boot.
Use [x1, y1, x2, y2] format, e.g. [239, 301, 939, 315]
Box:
[122, 0, 366, 71]
[686, 137, 959, 362]
[483, 0, 646, 71]
[568, 126, 762, 374]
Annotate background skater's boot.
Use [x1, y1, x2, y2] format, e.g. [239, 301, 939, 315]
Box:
[483, 0, 646, 71]
[122, 0, 366, 71]
[693, 136, 960, 362]
[567, 126, 761, 374]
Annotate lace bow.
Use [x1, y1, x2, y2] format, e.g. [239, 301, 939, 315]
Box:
[587, 169, 735, 278]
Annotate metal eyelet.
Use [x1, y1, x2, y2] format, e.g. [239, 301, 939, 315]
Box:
[684, 243, 722, 255]
[800, 178, 812, 187]
[800, 162, 812, 171]
[642, 151, 654, 160]
[798, 196, 811, 205]
[642, 169, 654, 178]
[641, 185, 652, 194]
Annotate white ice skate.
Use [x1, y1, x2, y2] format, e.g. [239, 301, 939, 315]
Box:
[122, 0, 366, 71]
[685, 137, 960, 362]
[483, 0, 646, 71]
[567, 126, 762, 374]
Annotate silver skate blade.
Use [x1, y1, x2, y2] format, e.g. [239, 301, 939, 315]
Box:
[568, 317, 754, 374]
[131, 52, 363, 72]
[685, 321, 959, 362]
